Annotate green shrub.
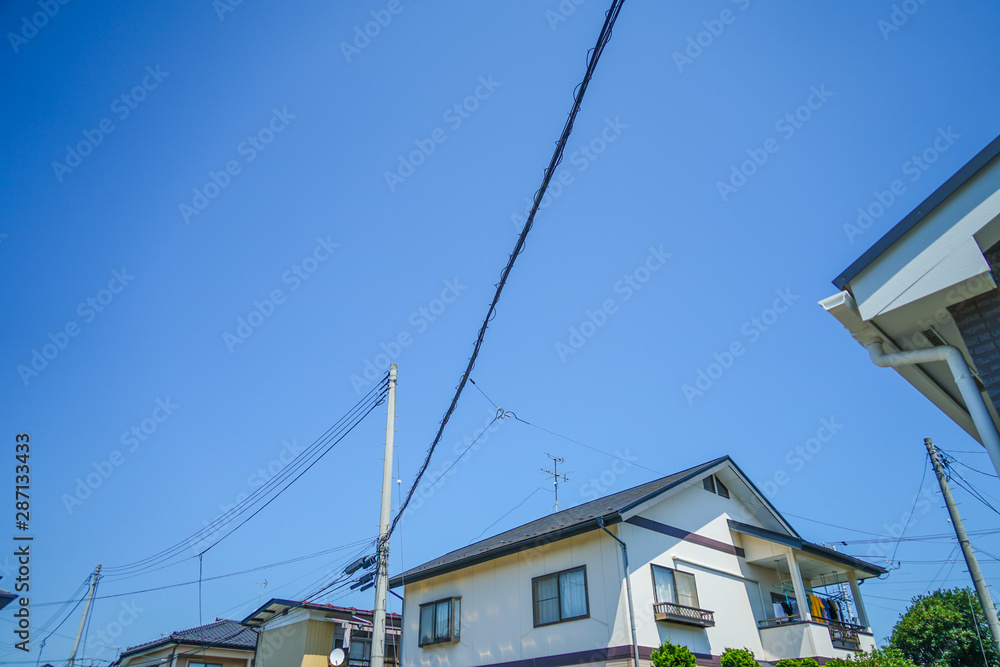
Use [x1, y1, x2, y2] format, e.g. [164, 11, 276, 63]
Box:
[799, 659, 821, 667]
[650, 638, 697, 667]
[775, 660, 802, 667]
[720, 647, 759, 667]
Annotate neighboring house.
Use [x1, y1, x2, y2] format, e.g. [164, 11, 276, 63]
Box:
[110, 618, 258, 667]
[0, 579, 16, 611]
[389, 456, 885, 667]
[821, 133, 1000, 476]
[242, 598, 401, 667]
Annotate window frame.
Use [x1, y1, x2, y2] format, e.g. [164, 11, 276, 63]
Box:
[417, 597, 461, 647]
[189, 663, 223, 667]
[531, 565, 590, 628]
[651, 563, 701, 609]
[702, 474, 730, 498]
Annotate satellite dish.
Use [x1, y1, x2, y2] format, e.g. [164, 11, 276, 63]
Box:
[329, 647, 347, 666]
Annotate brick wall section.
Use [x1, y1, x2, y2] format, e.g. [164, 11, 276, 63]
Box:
[948, 240, 1000, 413]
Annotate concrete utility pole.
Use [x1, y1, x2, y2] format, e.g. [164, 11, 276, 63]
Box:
[925, 437, 1000, 655]
[67, 563, 101, 667]
[371, 364, 397, 667]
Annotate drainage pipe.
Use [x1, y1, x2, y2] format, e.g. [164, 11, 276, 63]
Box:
[866, 341, 1000, 477]
[599, 518, 640, 667]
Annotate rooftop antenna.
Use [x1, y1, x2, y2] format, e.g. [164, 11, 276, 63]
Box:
[541, 453, 571, 512]
[253, 580, 268, 606]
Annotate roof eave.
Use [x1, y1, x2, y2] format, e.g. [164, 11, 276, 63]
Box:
[389, 512, 623, 588]
[834, 132, 1000, 291]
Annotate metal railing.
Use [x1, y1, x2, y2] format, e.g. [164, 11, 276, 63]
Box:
[652, 601, 715, 627]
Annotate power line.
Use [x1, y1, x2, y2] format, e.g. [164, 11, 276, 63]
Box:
[890, 456, 930, 565]
[468, 487, 549, 545]
[102, 379, 389, 578]
[387, 0, 627, 542]
[35, 538, 375, 607]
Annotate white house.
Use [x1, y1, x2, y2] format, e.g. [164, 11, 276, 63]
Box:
[821, 133, 1000, 478]
[389, 456, 885, 666]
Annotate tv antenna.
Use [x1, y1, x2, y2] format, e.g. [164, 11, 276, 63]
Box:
[253, 580, 268, 605]
[541, 453, 571, 512]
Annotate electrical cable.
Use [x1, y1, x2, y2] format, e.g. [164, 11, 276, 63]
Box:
[387, 0, 627, 543]
[102, 379, 389, 578]
[889, 456, 930, 565]
[468, 486, 549, 545]
[35, 538, 375, 607]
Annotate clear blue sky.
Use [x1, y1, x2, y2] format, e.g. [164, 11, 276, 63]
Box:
[2, 0, 999, 663]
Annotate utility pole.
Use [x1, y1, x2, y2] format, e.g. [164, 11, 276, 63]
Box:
[541, 453, 570, 512]
[371, 364, 397, 667]
[67, 564, 101, 667]
[925, 437, 1000, 655]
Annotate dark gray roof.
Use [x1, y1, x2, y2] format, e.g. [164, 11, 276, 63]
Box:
[121, 619, 258, 657]
[390, 456, 730, 588]
[834, 132, 1000, 290]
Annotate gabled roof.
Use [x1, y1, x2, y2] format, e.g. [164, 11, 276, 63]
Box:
[120, 619, 258, 658]
[390, 455, 796, 588]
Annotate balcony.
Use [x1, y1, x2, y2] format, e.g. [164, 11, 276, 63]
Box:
[757, 616, 870, 655]
[653, 601, 715, 628]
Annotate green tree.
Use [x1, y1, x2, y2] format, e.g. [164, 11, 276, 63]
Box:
[720, 647, 759, 667]
[888, 587, 998, 667]
[650, 638, 697, 667]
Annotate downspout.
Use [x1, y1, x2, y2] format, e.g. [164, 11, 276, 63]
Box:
[865, 341, 1000, 477]
[598, 519, 640, 667]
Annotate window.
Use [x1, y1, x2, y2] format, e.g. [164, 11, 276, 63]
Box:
[532, 566, 589, 627]
[702, 474, 730, 498]
[652, 564, 700, 609]
[418, 597, 460, 647]
[189, 663, 222, 667]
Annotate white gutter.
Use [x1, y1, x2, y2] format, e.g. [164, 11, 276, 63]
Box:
[866, 341, 1000, 477]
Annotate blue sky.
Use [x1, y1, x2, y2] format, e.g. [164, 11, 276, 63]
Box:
[2, 0, 1000, 663]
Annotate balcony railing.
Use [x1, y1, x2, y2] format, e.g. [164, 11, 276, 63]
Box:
[757, 615, 866, 651]
[653, 601, 715, 627]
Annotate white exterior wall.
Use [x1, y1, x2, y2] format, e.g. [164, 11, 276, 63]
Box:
[618, 480, 769, 659]
[401, 529, 627, 667]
